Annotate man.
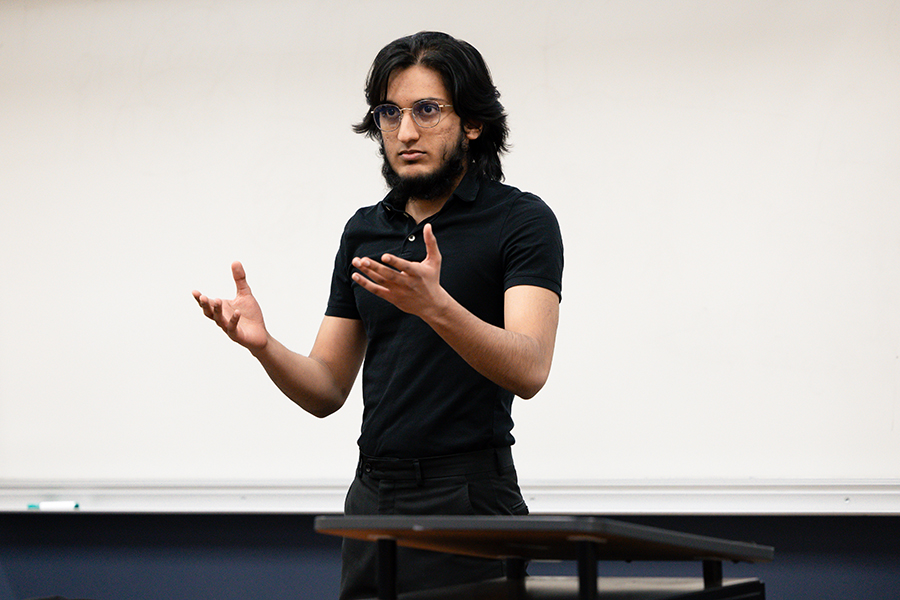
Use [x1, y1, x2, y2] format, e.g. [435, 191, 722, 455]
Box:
[193, 31, 563, 598]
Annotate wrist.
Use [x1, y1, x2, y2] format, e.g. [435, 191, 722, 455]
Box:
[248, 334, 273, 360]
[421, 288, 457, 329]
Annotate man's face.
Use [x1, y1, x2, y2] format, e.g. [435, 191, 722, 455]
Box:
[380, 65, 481, 198]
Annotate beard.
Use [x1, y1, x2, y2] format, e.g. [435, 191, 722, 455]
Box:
[381, 130, 468, 201]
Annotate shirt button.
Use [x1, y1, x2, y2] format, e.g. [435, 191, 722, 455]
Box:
[407, 234, 416, 242]
[364, 463, 372, 473]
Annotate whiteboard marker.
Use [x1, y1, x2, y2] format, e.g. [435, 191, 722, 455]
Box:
[27, 501, 80, 511]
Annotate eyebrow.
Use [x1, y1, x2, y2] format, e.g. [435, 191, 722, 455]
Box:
[382, 97, 446, 106]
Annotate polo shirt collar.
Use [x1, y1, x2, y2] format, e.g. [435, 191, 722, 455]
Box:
[381, 169, 481, 214]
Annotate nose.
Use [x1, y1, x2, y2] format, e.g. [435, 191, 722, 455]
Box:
[396, 109, 420, 143]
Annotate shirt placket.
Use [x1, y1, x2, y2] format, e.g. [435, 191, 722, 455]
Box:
[399, 217, 422, 260]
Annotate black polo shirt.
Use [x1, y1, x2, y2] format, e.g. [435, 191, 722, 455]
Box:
[326, 171, 563, 459]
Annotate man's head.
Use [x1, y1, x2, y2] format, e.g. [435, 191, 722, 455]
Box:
[354, 32, 509, 188]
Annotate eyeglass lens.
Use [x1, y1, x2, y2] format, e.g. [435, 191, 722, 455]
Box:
[374, 101, 444, 131]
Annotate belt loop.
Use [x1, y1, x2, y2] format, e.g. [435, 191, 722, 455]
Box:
[414, 459, 423, 486]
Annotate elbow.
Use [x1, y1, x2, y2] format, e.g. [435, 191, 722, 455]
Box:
[516, 382, 544, 400]
[511, 335, 556, 399]
[296, 392, 346, 419]
[297, 358, 354, 418]
[308, 404, 340, 419]
[513, 366, 551, 400]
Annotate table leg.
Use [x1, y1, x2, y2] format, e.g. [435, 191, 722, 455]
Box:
[377, 538, 397, 600]
[505, 558, 527, 600]
[703, 559, 723, 589]
[577, 541, 598, 600]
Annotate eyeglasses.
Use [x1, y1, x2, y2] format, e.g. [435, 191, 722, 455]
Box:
[371, 100, 453, 132]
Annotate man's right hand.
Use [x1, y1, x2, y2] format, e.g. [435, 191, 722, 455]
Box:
[192, 261, 269, 353]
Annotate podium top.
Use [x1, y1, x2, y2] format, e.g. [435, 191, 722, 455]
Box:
[314, 515, 774, 564]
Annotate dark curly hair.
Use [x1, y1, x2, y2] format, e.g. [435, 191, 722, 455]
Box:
[353, 31, 509, 182]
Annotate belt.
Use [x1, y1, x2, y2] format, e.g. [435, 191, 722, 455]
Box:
[357, 447, 514, 482]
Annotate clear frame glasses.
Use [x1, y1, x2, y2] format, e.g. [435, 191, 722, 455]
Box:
[371, 100, 453, 132]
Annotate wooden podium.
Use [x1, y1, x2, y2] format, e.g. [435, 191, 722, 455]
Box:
[315, 515, 773, 600]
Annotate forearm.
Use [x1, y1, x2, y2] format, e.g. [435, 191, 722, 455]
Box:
[422, 287, 559, 399]
[254, 343, 343, 417]
[248, 337, 348, 417]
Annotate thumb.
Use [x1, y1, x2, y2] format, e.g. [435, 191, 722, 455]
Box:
[231, 261, 252, 295]
[423, 224, 441, 263]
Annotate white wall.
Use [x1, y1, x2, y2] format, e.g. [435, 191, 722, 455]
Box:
[2, 0, 899, 512]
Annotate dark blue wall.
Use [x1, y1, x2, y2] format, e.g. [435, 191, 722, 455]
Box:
[1, 514, 898, 599]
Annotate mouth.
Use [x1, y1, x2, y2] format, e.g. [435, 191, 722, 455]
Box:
[399, 150, 426, 161]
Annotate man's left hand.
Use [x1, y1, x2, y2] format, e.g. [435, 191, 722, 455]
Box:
[351, 223, 450, 319]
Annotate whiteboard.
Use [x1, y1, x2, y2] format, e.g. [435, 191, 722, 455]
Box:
[1, 0, 899, 514]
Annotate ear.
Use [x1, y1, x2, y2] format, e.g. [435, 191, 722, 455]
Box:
[464, 121, 483, 140]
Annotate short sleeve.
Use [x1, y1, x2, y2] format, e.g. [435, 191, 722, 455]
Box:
[325, 219, 362, 319]
[501, 194, 564, 300]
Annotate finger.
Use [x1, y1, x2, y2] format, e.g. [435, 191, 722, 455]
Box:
[232, 261, 251, 295]
[193, 290, 208, 311]
[193, 290, 210, 309]
[211, 299, 236, 332]
[212, 298, 234, 327]
[354, 257, 400, 284]
[422, 224, 441, 263]
[354, 264, 391, 288]
[351, 271, 389, 297]
[380, 253, 413, 273]
[194, 293, 216, 319]
[226, 309, 241, 334]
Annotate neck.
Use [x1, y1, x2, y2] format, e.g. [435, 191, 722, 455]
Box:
[405, 196, 447, 224]
[403, 168, 466, 224]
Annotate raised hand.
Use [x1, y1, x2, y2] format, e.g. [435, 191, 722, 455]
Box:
[192, 261, 269, 352]
[351, 223, 451, 320]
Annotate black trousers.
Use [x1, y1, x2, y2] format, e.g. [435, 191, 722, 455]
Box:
[339, 447, 529, 600]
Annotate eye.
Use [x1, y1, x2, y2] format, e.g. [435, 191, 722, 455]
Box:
[378, 105, 400, 118]
[416, 102, 439, 115]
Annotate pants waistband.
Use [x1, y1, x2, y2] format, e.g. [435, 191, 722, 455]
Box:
[357, 447, 514, 482]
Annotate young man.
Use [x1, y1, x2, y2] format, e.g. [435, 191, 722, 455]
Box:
[193, 31, 563, 598]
